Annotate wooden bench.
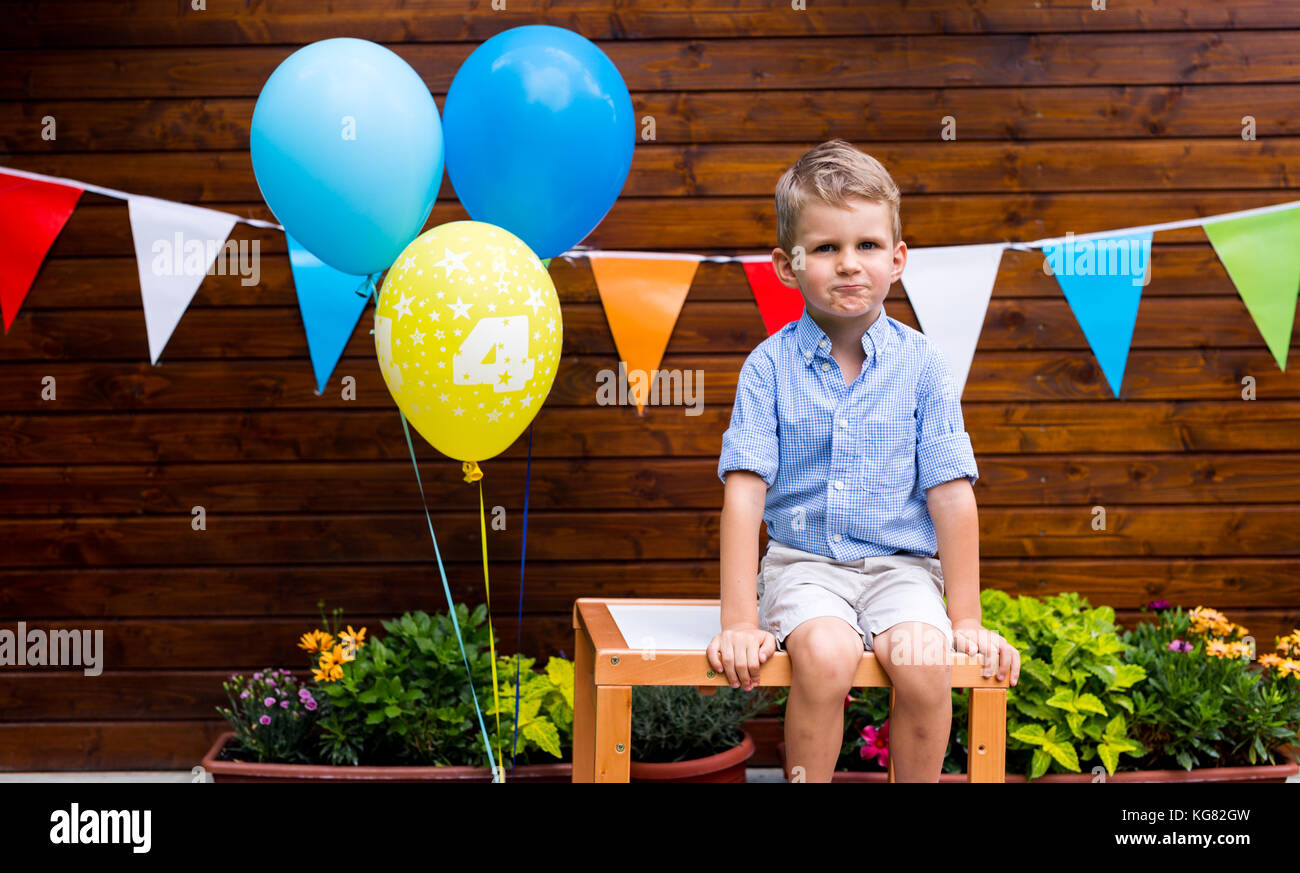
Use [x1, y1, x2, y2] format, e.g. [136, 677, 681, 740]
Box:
[572, 597, 1009, 782]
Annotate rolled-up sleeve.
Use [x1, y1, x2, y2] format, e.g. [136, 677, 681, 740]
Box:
[915, 343, 979, 493]
[717, 350, 779, 488]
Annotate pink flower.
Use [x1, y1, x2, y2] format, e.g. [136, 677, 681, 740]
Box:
[259, 715, 271, 725]
[239, 690, 249, 699]
[858, 719, 890, 767]
[304, 699, 317, 711]
[253, 672, 263, 680]
[844, 693, 853, 710]
[1168, 639, 1193, 652]
[264, 696, 276, 707]
[280, 700, 290, 709]
[266, 678, 276, 687]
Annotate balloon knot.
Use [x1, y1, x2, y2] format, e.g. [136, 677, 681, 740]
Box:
[462, 461, 483, 483]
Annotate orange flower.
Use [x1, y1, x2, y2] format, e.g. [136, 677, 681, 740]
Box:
[297, 629, 335, 653]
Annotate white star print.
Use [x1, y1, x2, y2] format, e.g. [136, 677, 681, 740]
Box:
[411, 329, 425, 346]
[436, 248, 470, 277]
[448, 297, 473, 320]
[394, 292, 415, 321]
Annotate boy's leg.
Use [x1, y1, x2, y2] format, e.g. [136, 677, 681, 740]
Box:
[781, 616, 864, 783]
[873, 621, 953, 782]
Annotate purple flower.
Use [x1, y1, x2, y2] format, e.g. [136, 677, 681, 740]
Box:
[266, 678, 276, 687]
[1147, 600, 1171, 612]
[281, 669, 291, 675]
[280, 700, 290, 709]
[1168, 639, 1193, 652]
[239, 690, 250, 699]
[264, 696, 276, 707]
[259, 715, 271, 725]
[305, 699, 317, 711]
[253, 672, 263, 680]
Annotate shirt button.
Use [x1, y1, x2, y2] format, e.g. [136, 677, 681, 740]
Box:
[833, 533, 843, 543]
[821, 362, 830, 371]
[805, 350, 813, 360]
[834, 480, 843, 490]
[819, 340, 827, 349]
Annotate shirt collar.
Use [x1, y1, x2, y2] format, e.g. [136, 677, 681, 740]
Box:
[793, 307, 895, 366]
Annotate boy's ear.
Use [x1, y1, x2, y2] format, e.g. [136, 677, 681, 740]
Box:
[770, 246, 801, 289]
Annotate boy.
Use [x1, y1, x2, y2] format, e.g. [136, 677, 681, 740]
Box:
[706, 139, 1020, 782]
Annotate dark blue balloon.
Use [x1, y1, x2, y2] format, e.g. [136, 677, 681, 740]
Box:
[443, 26, 634, 259]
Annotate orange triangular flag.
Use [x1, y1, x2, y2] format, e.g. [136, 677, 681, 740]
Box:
[589, 255, 700, 415]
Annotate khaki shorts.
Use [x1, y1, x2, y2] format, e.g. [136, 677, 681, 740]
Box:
[756, 539, 954, 656]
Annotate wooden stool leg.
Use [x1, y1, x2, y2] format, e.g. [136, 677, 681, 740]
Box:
[887, 686, 895, 783]
[594, 686, 632, 782]
[967, 687, 1006, 783]
[572, 625, 595, 782]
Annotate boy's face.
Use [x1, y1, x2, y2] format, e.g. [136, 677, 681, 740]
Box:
[772, 196, 906, 330]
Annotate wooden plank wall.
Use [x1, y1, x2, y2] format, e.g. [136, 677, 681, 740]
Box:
[2, 0, 1300, 770]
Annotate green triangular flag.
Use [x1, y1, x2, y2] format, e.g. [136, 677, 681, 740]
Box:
[1202, 207, 1300, 371]
[541, 258, 551, 269]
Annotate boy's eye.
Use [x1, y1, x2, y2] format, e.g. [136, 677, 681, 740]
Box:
[816, 242, 875, 252]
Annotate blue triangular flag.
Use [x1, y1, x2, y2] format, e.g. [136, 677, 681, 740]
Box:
[286, 232, 373, 395]
[1042, 231, 1152, 398]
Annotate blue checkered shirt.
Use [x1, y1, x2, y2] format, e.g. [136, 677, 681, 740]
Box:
[717, 307, 979, 561]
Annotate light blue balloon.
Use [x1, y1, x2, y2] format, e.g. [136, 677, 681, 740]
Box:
[442, 25, 634, 260]
[251, 38, 443, 276]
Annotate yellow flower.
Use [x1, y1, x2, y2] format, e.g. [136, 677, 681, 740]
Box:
[298, 629, 332, 653]
[1204, 639, 1230, 658]
[1280, 659, 1300, 678]
[338, 626, 367, 660]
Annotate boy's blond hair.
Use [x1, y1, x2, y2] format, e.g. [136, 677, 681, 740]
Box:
[775, 138, 901, 256]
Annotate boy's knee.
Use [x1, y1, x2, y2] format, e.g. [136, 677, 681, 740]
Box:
[874, 621, 953, 670]
[787, 618, 863, 688]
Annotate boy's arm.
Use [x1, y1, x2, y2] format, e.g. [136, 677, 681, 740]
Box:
[926, 478, 980, 627]
[719, 471, 768, 630]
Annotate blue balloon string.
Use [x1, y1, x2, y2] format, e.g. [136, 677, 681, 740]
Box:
[374, 277, 498, 780]
[511, 423, 533, 767]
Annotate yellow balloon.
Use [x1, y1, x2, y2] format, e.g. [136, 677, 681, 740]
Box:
[373, 220, 562, 463]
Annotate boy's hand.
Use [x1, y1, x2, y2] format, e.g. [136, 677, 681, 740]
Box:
[952, 618, 1020, 687]
[706, 625, 776, 691]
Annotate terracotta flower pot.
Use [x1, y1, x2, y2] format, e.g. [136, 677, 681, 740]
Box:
[777, 742, 1300, 783]
[628, 730, 755, 783]
[199, 732, 571, 782]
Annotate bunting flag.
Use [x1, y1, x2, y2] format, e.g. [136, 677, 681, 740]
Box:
[128, 195, 237, 364]
[7, 165, 1300, 392]
[1201, 206, 1300, 372]
[0, 172, 83, 333]
[741, 259, 804, 335]
[287, 233, 375, 395]
[1042, 231, 1152, 398]
[899, 243, 1005, 396]
[588, 254, 699, 414]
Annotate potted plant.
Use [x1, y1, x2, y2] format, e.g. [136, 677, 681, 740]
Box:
[200, 602, 575, 782]
[779, 593, 1300, 782]
[628, 683, 777, 782]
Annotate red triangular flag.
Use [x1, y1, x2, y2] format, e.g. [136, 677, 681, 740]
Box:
[741, 260, 804, 336]
[0, 172, 84, 333]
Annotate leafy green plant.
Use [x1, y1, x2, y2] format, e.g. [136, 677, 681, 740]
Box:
[953, 589, 1148, 779]
[485, 653, 574, 766]
[1122, 604, 1300, 770]
[306, 602, 572, 770]
[631, 684, 776, 763]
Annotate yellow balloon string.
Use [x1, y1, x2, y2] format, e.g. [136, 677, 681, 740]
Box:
[476, 472, 505, 781]
[462, 461, 483, 483]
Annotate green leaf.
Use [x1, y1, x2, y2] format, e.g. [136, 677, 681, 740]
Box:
[1096, 743, 1120, 775]
[1030, 748, 1051, 780]
[1010, 723, 1047, 746]
[1074, 692, 1108, 716]
[1045, 688, 1078, 713]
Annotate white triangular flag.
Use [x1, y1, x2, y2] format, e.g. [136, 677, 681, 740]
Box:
[128, 196, 237, 364]
[900, 243, 1005, 395]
